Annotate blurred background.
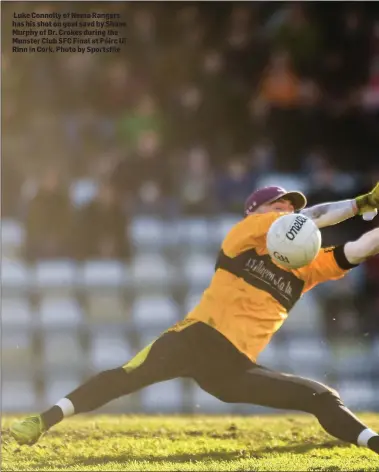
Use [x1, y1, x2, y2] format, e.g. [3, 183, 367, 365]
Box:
[2, 1, 379, 414]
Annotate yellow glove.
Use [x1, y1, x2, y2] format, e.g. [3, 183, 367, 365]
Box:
[355, 182, 379, 215]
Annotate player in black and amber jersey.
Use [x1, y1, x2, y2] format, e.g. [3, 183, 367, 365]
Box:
[11, 184, 379, 456]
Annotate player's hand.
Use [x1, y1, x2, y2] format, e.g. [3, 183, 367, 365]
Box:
[355, 182, 379, 215]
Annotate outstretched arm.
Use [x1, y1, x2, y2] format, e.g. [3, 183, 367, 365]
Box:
[344, 228, 379, 265]
[301, 182, 379, 229]
[303, 227, 379, 292]
[301, 200, 357, 229]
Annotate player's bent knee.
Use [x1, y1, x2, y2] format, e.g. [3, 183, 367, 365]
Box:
[311, 389, 343, 416]
[195, 378, 238, 404]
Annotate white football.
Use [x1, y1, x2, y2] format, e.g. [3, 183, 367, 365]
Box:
[267, 213, 322, 269]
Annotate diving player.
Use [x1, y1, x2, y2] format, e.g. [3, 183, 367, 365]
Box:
[11, 183, 379, 456]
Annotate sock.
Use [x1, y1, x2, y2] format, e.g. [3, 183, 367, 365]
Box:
[41, 368, 131, 431]
[358, 428, 379, 454]
[41, 398, 74, 430]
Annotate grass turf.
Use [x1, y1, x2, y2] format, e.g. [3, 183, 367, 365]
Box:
[2, 414, 379, 471]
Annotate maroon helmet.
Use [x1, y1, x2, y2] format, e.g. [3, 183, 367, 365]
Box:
[244, 186, 307, 217]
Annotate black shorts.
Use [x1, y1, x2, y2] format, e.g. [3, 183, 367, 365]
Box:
[121, 321, 336, 413]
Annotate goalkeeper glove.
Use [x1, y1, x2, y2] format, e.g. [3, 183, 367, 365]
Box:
[355, 182, 379, 215]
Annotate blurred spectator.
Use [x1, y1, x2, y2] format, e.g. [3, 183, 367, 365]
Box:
[253, 49, 299, 125]
[100, 60, 136, 114]
[215, 158, 252, 213]
[249, 138, 276, 175]
[301, 147, 331, 176]
[77, 182, 129, 260]
[168, 82, 204, 150]
[198, 50, 233, 157]
[24, 169, 73, 261]
[318, 50, 352, 118]
[179, 146, 213, 215]
[270, 4, 321, 77]
[118, 95, 164, 153]
[177, 5, 206, 53]
[362, 56, 379, 111]
[131, 7, 157, 54]
[255, 50, 318, 164]
[134, 180, 168, 216]
[111, 130, 173, 205]
[337, 8, 370, 90]
[224, 4, 265, 91]
[257, 49, 319, 112]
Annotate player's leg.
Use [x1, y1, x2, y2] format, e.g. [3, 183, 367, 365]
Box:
[10, 326, 192, 445]
[195, 366, 379, 454]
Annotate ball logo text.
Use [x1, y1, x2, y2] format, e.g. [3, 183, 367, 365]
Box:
[285, 215, 308, 241]
[273, 252, 290, 264]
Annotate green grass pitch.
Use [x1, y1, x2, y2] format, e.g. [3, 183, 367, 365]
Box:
[2, 414, 379, 471]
